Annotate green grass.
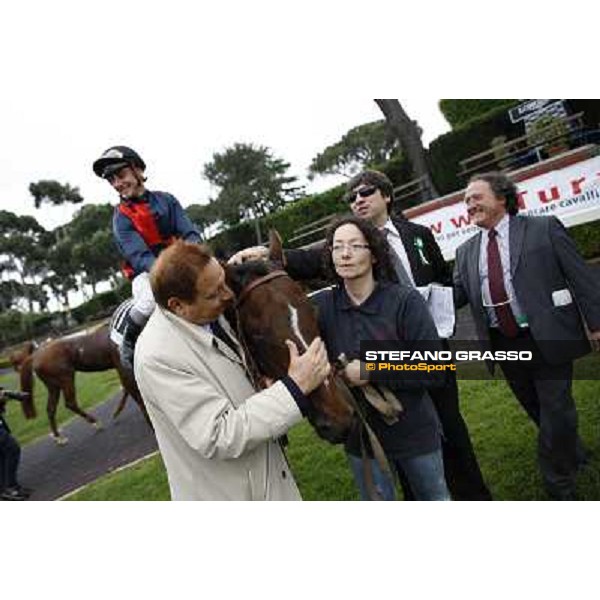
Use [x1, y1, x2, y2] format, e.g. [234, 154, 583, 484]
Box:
[66, 453, 169, 501]
[0, 369, 122, 445]
[64, 375, 600, 501]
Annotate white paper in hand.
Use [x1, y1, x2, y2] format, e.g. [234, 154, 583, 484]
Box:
[417, 285, 455, 339]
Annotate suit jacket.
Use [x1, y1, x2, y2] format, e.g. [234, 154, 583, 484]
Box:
[285, 213, 451, 286]
[134, 307, 303, 501]
[453, 215, 600, 365]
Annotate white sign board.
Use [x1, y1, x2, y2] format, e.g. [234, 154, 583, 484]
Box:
[411, 155, 600, 260]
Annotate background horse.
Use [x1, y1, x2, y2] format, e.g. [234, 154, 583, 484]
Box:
[225, 231, 355, 444]
[19, 316, 150, 444]
[8, 341, 36, 372]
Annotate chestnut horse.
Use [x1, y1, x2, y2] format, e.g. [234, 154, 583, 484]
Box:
[225, 232, 356, 444]
[19, 319, 150, 444]
[8, 341, 37, 372]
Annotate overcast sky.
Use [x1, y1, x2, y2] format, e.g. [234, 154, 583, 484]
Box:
[1, 95, 450, 230]
[2, 2, 588, 234]
[0, 2, 467, 231]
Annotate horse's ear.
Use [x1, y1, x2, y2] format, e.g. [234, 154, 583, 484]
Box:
[268, 229, 286, 267]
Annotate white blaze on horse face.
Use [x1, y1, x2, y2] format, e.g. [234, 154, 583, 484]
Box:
[288, 304, 308, 351]
[288, 303, 330, 388]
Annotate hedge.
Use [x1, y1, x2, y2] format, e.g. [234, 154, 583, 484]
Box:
[0, 310, 60, 347]
[70, 281, 132, 324]
[569, 219, 600, 260]
[439, 100, 520, 130]
[206, 184, 348, 256]
[428, 104, 524, 195]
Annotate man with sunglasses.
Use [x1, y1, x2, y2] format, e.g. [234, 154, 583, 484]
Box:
[230, 169, 491, 500]
[93, 146, 201, 371]
[454, 172, 600, 500]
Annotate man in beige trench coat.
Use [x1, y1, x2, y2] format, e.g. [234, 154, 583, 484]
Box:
[134, 241, 331, 500]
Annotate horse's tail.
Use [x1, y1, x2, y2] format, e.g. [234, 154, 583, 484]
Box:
[19, 354, 36, 419]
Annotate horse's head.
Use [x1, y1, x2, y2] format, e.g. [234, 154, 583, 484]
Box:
[225, 231, 355, 444]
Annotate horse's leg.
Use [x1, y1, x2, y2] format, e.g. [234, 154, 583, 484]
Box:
[112, 389, 129, 420]
[132, 392, 153, 430]
[46, 385, 68, 445]
[117, 364, 153, 430]
[62, 377, 102, 430]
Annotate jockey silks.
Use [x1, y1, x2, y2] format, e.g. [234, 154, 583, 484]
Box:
[112, 190, 201, 279]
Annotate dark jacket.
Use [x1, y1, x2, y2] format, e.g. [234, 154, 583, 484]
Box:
[312, 282, 443, 459]
[454, 215, 600, 365]
[113, 190, 201, 278]
[0, 408, 11, 434]
[285, 213, 450, 286]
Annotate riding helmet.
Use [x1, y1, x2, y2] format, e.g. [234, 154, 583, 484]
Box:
[93, 146, 146, 179]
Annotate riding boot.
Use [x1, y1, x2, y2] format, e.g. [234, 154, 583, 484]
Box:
[120, 315, 144, 372]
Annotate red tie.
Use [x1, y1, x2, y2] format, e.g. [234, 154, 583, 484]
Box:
[487, 228, 519, 338]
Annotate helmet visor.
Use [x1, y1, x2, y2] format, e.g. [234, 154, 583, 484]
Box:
[101, 161, 130, 179]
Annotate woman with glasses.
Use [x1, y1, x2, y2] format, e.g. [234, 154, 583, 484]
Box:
[312, 216, 451, 500]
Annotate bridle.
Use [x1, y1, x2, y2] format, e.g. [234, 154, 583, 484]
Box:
[230, 269, 291, 387]
[235, 270, 289, 309]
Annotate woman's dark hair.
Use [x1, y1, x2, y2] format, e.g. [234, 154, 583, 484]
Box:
[323, 215, 397, 282]
[469, 172, 521, 216]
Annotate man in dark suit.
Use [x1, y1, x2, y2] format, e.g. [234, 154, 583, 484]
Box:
[454, 171, 600, 500]
[231, 169, 491, 500]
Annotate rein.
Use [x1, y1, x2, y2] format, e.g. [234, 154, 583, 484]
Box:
[335, 354, 398, 501]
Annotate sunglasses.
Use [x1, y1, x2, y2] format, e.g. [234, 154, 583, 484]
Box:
[345, 185, 378, 204]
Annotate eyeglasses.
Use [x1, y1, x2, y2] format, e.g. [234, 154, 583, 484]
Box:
[330, 243, 371, 255]
[345, 185, 378, 204]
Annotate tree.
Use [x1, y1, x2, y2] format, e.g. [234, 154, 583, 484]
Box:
[66, 204, 119, 293]
[0, 211, 48, 311]
[186, 202, 219, 240]
[44, 237, 79, 318]
[203, 143, 303, 244]
[309, 120, 402, 178]
[374, 99, 439, 200]
[72, 231, 120, 294]
[0, 280, 23, 312]
[29, 180, 84, 209]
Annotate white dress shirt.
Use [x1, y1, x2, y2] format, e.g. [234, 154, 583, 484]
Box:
[478, 214, 527, 328]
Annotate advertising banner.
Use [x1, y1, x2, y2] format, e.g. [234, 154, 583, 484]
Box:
[411, 155, 600, 260]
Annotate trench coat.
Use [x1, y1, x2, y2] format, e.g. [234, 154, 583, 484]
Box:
[134, 307, 303, 500]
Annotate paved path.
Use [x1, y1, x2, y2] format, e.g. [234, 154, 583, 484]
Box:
[19, 392, 157, 500]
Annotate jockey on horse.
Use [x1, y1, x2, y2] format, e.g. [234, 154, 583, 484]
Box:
[93, 146, 202, 370]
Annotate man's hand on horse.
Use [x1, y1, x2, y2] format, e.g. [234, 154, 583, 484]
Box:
[342, 359, 370, 388]
[285, 338, 331, 395]
[227, 246, 269, 265]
